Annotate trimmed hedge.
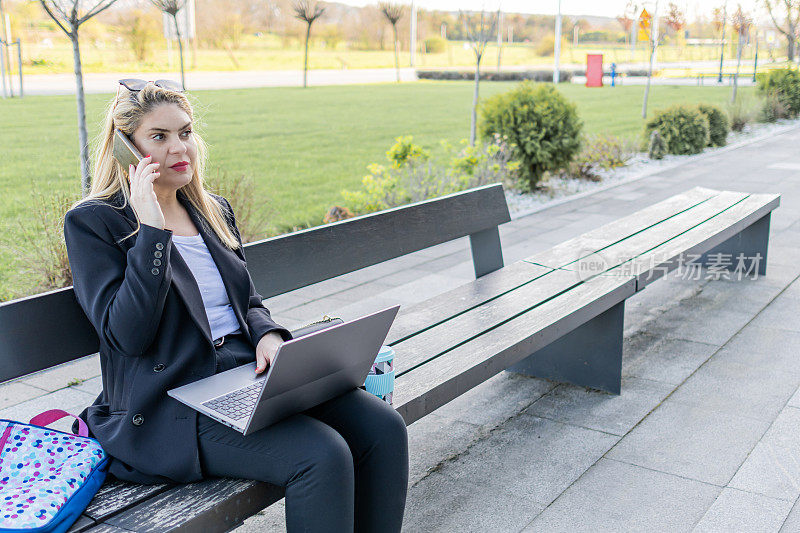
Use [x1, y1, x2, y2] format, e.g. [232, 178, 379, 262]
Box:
[479, 81, 583, 190]
[416, 70, 573, 83]
[757, 68, 800, 118]
[644, 105, 710, 155]
[697, 104, 729, 147]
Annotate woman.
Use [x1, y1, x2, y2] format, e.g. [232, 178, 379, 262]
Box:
[63, 80, 409, 532]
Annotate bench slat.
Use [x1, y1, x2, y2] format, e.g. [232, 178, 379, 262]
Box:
[392, 268, 584, 377]
[386, 261, 551, 344]
[84, 480, 172, 521]
[605, 193, 780, 288]
[527, 188, 744, 271]
[66, 515, 97, 532]
[0, 287, 99, 383]
[392, 273, 636, 424]
[78, 525, 132, 532]
[97, 478, 283, 532]
[245, 184, 511, 298]
[525, 186, 721, 269]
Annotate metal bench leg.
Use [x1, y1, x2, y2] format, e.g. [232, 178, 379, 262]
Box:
[699, 212, 771, 276]
[469, 226, 504, 278]
[505, 300, 625, 394]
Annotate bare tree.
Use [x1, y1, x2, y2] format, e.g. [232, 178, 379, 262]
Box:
[714, 3, 728, 82]
[763, 0, 800, 61]
[150, 0, 187, 90]
[292, 0, 325, 88]
[665, 2, 686, 33]
[379, 2, 404, 82]
[731, 4, 752, 102]
[39, 0, 119, 195]
[461, 9, 499, 147]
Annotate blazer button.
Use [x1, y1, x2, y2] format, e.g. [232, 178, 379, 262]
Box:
[155, 242, 164, 250]
[151, 268, 160, 275]
[132, 414, 144, 426]
[154, 251, 163, 258]
[154, 363, 165, 372]
[153, 259, 162, 266]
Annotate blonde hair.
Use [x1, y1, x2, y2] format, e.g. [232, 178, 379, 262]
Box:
[69, 83, 239, 250]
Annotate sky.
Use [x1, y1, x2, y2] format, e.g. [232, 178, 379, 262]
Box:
[330, 0, 768, 20]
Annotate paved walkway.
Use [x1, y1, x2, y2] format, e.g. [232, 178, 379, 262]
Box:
[3, 126, 800, 531]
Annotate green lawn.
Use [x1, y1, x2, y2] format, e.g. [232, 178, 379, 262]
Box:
[0, 81, 757, 299]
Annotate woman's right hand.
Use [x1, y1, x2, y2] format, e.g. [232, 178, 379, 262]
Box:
[128, 155, 165, 230]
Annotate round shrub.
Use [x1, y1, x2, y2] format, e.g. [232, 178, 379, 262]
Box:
[479, 81, 583, 190]
[757, 68, 800, 118]
[696, 104, 729, 147]
[424, 36, 447, 54]
[644, 105, 710, 156]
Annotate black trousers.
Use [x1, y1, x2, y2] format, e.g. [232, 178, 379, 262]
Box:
[197, 332, 409, 532]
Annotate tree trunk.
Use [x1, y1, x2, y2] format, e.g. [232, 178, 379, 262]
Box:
[732, 35, 743, 104]
[470, 54, 481, 147]
[788, 36, 796, 62]
[71, 31, 90, 196]
[392, 24, 399, 82]
[172, 14, 186, 90]
[303, 23, 311, 88]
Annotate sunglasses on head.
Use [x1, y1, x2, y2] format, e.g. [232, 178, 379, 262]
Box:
[113, 79, 184, 110]
[119, 78, 183, 92]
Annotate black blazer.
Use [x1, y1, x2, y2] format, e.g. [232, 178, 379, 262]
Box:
[63, 189, 292, 484]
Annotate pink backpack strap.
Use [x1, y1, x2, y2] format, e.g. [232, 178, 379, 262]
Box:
[29, 409, 89, 437]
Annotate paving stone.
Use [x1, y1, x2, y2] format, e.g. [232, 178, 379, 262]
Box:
[713, 326, 800, 376]
[18, 354, 101, 392]
[606, 401, 770, 486]
[523, 458, 720, 532]
[234, 498, 286, 532]
[378, 273, 470, 304]
[427, 413, 618, 506]
[622, 332, 720, 385]
[779, 497, 800, 532]
[0, 381, 48, 410]
[327, 280, 396, 303]
[403, 470, 545, 533]
[335, 295, 417, 322]
[71, 375, 103, 396]
[376, 267, 435, 287]
[414, 250, 472, 274]
[405, 411, 484, 484]
[788, 387, 800, 409]
[648, 303, 753, 346]
[749, 292, 800, 333]
[277, 296, 354, 322]
[728, 440, 800, 502]
[523, 377, 673, 436]
[693, 488, 793, 533]
[432, 371, 554, 428]
[668, 355, 800, 421]
[0, 387, 96, 433]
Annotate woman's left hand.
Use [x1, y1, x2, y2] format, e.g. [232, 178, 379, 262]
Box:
[255, 331, 285, 374]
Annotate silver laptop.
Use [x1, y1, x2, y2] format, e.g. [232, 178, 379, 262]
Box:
[168, 305, 400, 435]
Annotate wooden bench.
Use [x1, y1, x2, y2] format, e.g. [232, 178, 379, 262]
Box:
[0, 184, 779, 531]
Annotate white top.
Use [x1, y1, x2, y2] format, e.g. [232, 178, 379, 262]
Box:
[171, 233, 242, 341]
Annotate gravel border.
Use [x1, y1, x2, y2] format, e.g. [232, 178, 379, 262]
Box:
[506, 118, 800, 220]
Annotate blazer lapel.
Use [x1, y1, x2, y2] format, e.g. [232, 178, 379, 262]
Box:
[177, 192, 251, 342]
[122, 197, 212, 345]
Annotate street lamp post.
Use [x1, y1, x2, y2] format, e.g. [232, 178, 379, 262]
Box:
[554, 0, 562, 83]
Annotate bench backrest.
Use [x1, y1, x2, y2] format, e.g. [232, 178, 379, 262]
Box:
[0, 184, 510, 383]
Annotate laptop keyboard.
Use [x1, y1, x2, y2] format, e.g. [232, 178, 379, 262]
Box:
[202, 381, 263, 420]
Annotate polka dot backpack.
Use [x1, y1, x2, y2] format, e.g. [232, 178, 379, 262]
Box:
[0, 409, 108, 533]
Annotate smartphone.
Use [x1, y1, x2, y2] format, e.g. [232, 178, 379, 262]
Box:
[113, 128, 144, 173]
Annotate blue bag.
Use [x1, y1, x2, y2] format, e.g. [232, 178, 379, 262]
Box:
[0, 409, 108, 533]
